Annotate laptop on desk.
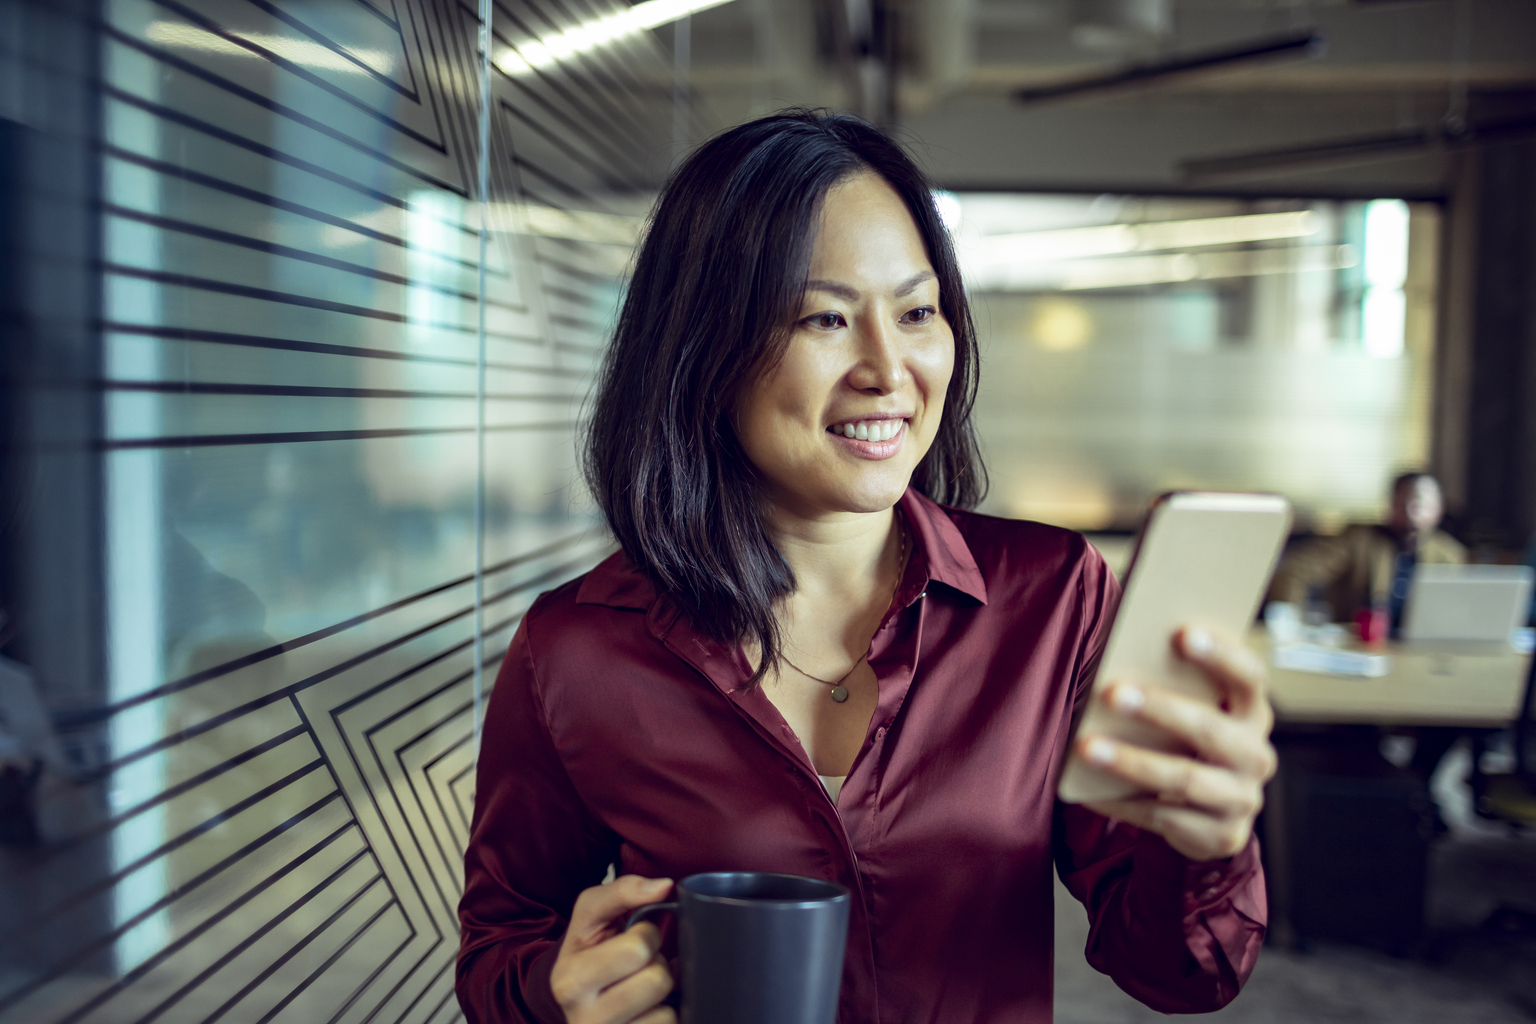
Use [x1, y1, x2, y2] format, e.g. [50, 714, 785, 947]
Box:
[1402, 564, 1534, 648]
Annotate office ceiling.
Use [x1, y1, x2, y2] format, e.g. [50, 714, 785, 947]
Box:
[675, 0, 1536, 197]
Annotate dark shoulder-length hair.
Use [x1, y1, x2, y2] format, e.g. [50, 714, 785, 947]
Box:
[584, 109, 985, 681]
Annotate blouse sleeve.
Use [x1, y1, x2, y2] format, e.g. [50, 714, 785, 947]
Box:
[1051, 544, 1267, 1012]
[457, 605, 620, 1024]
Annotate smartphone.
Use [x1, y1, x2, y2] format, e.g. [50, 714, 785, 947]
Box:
[1057, 491, 1292, 804]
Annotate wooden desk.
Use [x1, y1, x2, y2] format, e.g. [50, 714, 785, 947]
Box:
[1251, 630, 1531, 728]
[1248, 629, 1530, 952]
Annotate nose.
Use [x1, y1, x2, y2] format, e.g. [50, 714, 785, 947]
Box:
[845, 314, 906, 395]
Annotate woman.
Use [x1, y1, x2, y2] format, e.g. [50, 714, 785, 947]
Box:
[457, 110, 1274, 1024]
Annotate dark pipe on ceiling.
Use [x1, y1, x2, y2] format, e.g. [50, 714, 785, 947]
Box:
[1013, 29, 1325, 106]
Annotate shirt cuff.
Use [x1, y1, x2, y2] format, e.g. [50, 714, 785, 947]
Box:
[1132, 829, 1263, 917]
[524, 943, 565, 1024]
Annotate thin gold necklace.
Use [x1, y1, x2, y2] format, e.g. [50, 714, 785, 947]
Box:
[779, 515, 909, 703]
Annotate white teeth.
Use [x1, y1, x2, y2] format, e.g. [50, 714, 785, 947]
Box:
[832, 420, 903, 441]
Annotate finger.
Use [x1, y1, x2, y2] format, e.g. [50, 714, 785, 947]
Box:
[1176, 626, 1268, 719]
[630, 1008, 678, 1024]
[567, 876, 673, 949]
[1077, 734, 1262, 817]
[1083, 797, 1254, 861]
[1103, 681, 1276, 779]
[556, 927, 663, 1002]
[588, 955, 673, 1024]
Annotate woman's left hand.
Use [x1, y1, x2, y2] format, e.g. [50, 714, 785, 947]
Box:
[1076, 626, 1278, 862]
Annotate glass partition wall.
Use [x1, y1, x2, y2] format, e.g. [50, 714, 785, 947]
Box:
[1, 2, 671, 1021]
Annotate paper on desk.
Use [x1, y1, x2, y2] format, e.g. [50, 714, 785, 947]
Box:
[1271, 643, 1391, 678]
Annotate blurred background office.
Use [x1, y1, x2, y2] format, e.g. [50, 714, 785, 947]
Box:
[0, 0, 1533, 1021]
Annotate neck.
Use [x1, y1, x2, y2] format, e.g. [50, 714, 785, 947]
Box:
[766, 501, 902, 606]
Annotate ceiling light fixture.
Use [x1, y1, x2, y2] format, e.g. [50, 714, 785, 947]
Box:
[145, 21, 395, 75]
[493, 0, 737, 77]
[975, 210, 1318, 265]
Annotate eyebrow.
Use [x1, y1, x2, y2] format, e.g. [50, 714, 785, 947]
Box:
[804, 270, 937, 302]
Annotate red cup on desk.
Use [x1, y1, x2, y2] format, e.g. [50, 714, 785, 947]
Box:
[1355, 606, 1389, 647]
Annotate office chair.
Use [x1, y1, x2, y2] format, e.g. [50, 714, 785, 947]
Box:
[1474, 648, 1536, 829]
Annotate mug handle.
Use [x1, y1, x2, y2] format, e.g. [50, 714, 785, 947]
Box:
[625, 902, 678, 931]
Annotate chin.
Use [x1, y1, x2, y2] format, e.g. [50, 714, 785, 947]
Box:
[826, 471, 914, 515]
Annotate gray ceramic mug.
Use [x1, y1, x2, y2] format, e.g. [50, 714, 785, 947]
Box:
[626, 871, 851, 1024]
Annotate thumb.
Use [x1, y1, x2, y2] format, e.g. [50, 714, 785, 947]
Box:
[565, 875, 674, 951]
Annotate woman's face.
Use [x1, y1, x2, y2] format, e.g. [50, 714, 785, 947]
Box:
[735, 172, 955, 519]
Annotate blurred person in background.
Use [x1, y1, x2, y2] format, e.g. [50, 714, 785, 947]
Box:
[1271, 471, 1464, 636]
[1273, 472, 1469, 815]
[455, 110, 1275, 1024]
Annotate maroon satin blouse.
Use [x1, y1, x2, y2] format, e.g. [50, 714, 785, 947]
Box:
[457, 489, 1266, 1024]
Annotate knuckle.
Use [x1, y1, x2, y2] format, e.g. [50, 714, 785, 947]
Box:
[549, 971, 581, 1009]
[1174, 761, 1200, 797]
[619, 932, 654, 969]
[634, 962, 674, 1004]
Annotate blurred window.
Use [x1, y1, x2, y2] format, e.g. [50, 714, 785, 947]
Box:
[949, 193, 1437, 532]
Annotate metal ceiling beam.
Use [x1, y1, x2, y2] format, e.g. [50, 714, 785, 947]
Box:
[1181, 113, 1536, 182]
[1013, 29, 1326, 106]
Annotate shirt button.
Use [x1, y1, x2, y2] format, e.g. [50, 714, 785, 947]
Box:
[1200, 887, 1219, 901]
[1200, 870, 1222, 886]
[918, 591, 928, 598]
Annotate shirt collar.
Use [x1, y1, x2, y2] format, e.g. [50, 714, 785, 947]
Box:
[575, 487, 989, 611]
[899, 488, 989, 605]
[576, 550, 656, 610]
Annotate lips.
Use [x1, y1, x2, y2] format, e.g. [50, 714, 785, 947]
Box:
[825, 416, 908, 460]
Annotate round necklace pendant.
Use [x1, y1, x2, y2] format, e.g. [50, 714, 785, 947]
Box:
[829, 686, 849, 703]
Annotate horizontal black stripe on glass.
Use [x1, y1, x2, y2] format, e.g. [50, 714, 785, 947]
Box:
[103, 87, 416, 213]
[80, 551, 605, 788]
[104, 205, 524, 311]
[101, 421, 578, 450]
[99, 149, 489, 267]
[101, 380, 581, 403]
[101, 322, 584, 375]
[79, 533, 599, 720]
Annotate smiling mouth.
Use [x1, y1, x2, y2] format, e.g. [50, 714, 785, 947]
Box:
[827, 418, 906, 442]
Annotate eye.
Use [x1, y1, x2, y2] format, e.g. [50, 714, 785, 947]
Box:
[902, 305, 937, 324]
[803, 311, 846, 330]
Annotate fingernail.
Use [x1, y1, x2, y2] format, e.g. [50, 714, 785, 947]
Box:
[1084, 737, 1116, 765]
[1109, 684, 1144, 713]
[1185, 628, 1214, 657]
[645, 877, 671, 892]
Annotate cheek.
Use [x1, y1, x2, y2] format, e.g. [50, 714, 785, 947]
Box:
[916, 331, 956, 422]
